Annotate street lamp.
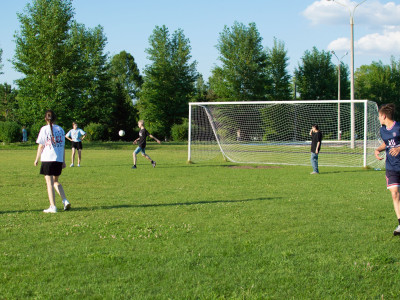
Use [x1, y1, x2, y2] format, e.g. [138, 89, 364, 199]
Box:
[327, 0, 367, 148]
[331, 50, 348, 140]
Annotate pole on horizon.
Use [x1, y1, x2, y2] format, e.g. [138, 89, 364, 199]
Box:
[327, 0, 367, 148]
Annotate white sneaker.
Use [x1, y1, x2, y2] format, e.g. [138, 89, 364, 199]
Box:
[77, 164, 80, 167]
[394, 225, 400, 236]
[63, 199, 71, 211]
[43, 206, 57, 213]
[70, 163, 74, 167]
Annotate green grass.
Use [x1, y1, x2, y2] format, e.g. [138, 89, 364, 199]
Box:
[1, 142, 400, 299]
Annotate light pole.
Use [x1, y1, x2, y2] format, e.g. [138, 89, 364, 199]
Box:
[327, 0, 367, 148]
[331, 50, 348, 140]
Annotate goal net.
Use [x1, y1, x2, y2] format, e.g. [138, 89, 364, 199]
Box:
[188, 100, 384, 168]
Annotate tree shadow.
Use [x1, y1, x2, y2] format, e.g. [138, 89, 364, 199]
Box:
[1, 197, 281, 214]
[64, 196, 282, 212]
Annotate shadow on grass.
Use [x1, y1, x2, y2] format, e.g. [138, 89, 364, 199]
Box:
[72, 197, 282, 211]
[1, 197, 281, 214]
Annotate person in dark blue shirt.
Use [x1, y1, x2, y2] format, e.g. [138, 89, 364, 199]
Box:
[375, 103, 400, 236]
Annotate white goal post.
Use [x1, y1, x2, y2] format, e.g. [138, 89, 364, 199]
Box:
[188, 100, 385, 168]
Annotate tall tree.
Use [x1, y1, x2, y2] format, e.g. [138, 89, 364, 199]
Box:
[266, 38, 291, 100]
[108, 51, 142, 139]
[355, 58, 400, 113]
[294, 47, 336, 100]
[0, 83, 18, 121]
[12, 0, 111, 129]
[13, 0, 76, 125]
[209, 22, 269, 101]
[138, 25, 197, 138]
[68, 22, 112, 126]
[109, 50, 143, 102]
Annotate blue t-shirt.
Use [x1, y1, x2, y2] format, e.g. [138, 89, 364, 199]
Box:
[380, 121, 400, 171]
[66, 128, 86, 142]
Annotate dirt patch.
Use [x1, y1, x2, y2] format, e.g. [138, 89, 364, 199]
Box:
[228, 165, 281, 169]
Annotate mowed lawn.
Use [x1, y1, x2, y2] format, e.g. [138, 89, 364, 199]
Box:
[1, 142, 400, 299]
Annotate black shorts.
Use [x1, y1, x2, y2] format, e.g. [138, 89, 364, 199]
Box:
[71, 141, 83, 150]
[386, 169, 400, 189]
[40, 162, 63, 176]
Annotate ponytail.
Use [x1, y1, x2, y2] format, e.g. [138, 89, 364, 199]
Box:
[45, 110, 56, 143]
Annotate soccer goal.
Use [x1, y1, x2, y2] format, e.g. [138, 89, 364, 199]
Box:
[188, 100, 384, 168]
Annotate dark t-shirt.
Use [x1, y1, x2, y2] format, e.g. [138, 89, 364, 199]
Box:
[138, 128, 150, 148]
[380, 121, 400, 171]
[311, 131, 322, 153]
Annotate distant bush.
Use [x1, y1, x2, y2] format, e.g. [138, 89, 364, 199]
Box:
[171, 120, 188, 141]
[84, 123, 108, 141]
[28, 123, 45, 142]
[0, 121, 21, 143]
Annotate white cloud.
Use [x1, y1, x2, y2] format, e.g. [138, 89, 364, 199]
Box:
[305, 1, 400, 56]
[303, 0, 400, 28]
[328, 27, 400, 54]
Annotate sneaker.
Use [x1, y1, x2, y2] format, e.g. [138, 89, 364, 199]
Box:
[132, 165, 137, 169]
[394, 225, 400, 236]
[43, 206, 57, 213]
[310, 172, 319, 175]
[77, 164, 80, 167]
[70, 163, 74, 167]
[152, 161, 156, 168]
[63, 199, 71, 211]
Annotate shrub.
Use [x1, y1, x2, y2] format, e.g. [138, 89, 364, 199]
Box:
[171, 119, 188, 141]
[0, 121, 21, 143]
[28, 123, 45, 142]
[84, 123, 108, 141]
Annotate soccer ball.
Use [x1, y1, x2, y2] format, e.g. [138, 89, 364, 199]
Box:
[118, 130, 125, 137]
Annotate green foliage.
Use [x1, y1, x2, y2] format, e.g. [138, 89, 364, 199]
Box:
[12, 0, 113, 129]
[0, 83, 18, 122]
[355, 58, 400, 117]
[0, 121, 21, 142]
[108, 83, 138, 141]
[209, 22, 269, 101]
[84, 122, 108, 141]
[13, 0, 77, 125]
[138, 25, 197, 138]
[171, 119, 188, 141]
[294, 47, 337, 100]
[28, 122, 44, 142]
[266, 38, 292, 100]
[109, 50, 143, 101]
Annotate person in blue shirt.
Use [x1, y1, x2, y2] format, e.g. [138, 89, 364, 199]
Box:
[375, 103, 400, 236]
[65, 122, 86, 167]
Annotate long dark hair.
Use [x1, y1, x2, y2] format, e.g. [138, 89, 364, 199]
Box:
[45, 110, 56, 143]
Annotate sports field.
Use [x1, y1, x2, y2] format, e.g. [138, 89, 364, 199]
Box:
[1, 142, 399, 299]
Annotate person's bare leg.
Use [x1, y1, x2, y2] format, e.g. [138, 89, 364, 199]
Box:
[77, 149, 82, 165]
[45, 175, 56, 207]
[71, 148, 76, 166]
[53, 176, 67, 200]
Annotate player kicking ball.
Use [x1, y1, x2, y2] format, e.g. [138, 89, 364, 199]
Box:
[132, 120, 161, 169]
[375, 103, 400, 236]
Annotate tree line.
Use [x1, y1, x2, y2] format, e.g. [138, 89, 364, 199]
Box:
[1, 0, 400, 142]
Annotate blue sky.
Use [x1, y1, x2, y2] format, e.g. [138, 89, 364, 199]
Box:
[1, 0, 399, 86]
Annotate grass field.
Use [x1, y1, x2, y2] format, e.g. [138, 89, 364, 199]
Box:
[1, 142, 400, 299]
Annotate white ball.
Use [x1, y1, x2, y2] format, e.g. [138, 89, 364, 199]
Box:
[118, 130, 125, 137]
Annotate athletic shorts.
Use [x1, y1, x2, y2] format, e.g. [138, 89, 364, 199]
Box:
[40, 162, 63, 176]
[71, 141, 83, 150]
[386, 170, 400, 189]
[134, 146, 146, 155]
